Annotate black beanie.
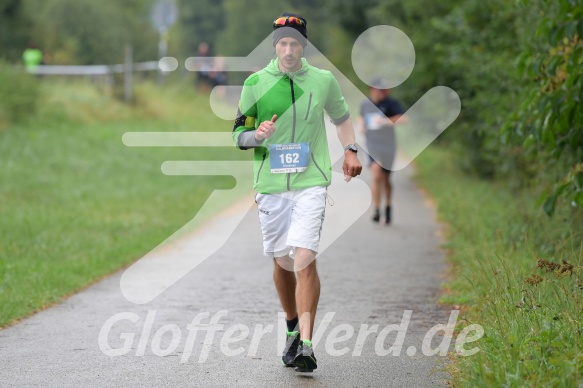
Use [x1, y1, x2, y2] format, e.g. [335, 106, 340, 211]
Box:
[273, 12, 308, 48]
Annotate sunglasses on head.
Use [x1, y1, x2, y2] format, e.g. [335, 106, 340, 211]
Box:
[273, 16, 305, 27]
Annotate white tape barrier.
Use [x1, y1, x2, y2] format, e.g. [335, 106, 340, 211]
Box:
[27, 60, 162, 75]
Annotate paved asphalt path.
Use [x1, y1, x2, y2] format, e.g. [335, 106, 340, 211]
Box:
[0, 156, 452, 387]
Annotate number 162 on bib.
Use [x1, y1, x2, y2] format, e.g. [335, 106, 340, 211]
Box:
[269, 143, 310, 174]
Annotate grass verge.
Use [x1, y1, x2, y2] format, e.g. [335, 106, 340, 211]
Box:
[0, 78, 251, 327]
[415, 145, 583, 387]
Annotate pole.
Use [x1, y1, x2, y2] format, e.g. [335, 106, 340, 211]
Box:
[124, 45, 133, 102]
[157, 29, 168, 84]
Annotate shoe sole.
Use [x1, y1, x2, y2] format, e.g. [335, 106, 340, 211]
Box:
[293, 355, 317, 372]
[281, 359, 295, 367]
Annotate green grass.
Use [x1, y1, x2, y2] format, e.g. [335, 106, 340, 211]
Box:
[0, 79, 251, 327]
[415, 145, 583, 387]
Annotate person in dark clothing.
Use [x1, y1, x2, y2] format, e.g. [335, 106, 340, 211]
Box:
[358, 78, 407, 224]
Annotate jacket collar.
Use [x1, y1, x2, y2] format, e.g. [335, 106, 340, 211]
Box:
[266, 58, 309, 80]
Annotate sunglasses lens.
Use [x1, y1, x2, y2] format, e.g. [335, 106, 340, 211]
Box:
[274, 17, 287, 26]
[274, 16, 304, 27]
[288, 17, 302, 25]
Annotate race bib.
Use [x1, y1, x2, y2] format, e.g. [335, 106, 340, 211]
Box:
[365, 112, 384, 130]
[269, 143, 310, 173]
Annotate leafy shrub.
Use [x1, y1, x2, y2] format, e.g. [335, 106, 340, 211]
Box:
[0, 62, 40, 128]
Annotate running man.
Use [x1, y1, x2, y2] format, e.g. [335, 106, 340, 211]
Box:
[232, 12, 362, 372]
[358, 78, 407, 224]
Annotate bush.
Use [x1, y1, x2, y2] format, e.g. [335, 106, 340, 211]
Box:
[0, 62, 40, 128]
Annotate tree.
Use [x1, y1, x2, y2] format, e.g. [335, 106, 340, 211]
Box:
[215, 0, 292, 56]
[24, 0, 157, 65]
[0, 0, 32, 62]
[177, 0, 224, 56]
[506, 0, 583, 215]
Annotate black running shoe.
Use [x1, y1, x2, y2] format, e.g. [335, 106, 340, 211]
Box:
[385, 206, 392, 225]
[293, 340, 317, 372]
[282, 331, 300, 367]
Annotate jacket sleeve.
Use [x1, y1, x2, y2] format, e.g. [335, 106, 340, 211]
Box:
[232, 76, 261, 150]
[324, 74, 350, 125]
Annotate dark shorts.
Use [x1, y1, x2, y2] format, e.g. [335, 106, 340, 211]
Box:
[368, 155, 391, 174]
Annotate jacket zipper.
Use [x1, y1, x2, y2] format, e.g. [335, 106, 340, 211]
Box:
[304, 91, 313, 120]
[287, 76, 297, 191]
[311, 152, 328, 181]
[256, 151, 266, 184]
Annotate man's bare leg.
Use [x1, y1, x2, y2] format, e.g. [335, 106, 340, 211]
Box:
[273, 256, 297, 320]
[294, 248, 320, 340]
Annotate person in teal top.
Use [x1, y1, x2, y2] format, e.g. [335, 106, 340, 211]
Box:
[232, 12, 362, 372]
[22, 43, 43, 73]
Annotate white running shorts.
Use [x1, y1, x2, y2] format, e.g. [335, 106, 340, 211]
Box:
[255, 186, 327, 258]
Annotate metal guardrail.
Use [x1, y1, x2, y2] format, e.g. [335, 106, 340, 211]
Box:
[26, 59, 164, 101]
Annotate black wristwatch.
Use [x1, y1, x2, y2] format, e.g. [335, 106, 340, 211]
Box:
[344, 144, 358, 153]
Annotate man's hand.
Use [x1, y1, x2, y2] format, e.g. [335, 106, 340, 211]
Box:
[343, 151, 362, 182]
[255, 114, 278, 141]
